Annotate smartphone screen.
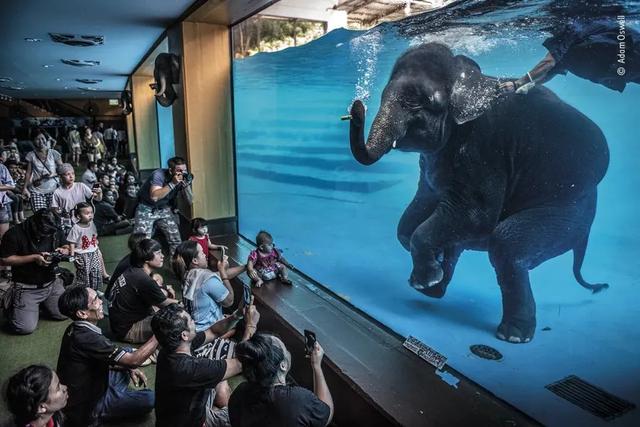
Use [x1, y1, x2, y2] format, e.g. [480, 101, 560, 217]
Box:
[304, 329, 316, 355]
[242, 283, 251, 306]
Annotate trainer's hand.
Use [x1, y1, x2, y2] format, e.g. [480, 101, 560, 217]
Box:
[310, 342, 325, 368]
[499, 81, 516, 93]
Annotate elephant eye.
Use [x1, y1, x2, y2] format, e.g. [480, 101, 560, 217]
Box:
[402, 100, 422, 111]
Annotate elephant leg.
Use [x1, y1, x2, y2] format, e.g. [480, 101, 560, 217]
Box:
[397, 190, 439, 251]
[397, 156, 438, 251]
[488, 194, 596, 343]
[416, 244, 464, 298]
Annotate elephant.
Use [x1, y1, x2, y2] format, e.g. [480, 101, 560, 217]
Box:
[150, 53, 180, 107]
[349, 43, 610, 343]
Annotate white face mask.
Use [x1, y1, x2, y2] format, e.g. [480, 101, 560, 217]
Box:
[197, 227, 208, 236]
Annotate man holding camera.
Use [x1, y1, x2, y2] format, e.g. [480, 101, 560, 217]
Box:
[0, 209, 69, 334]
[133, 156, 193, 256]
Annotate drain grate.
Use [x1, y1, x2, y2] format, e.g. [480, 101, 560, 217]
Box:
[470, 344, 503, 361]
[545, 375, 636, 421]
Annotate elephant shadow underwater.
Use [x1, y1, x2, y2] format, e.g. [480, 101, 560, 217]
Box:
[349, 43, 610, 343]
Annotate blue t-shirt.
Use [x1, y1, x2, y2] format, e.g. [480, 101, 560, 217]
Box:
[138, 168, 178, 209]
[185, 275, 229, 332]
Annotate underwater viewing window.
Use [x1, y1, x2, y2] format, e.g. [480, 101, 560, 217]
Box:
[231, 1, 640, 425]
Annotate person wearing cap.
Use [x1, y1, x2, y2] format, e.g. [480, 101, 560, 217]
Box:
[51, 163, 102, 235]
[0, 208, 69, 334]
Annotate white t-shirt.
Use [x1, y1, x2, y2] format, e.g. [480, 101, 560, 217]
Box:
[66, 222, 99, 254]
[51, 182, 93, 215]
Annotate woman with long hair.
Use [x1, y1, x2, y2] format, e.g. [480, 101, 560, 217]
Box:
[5, 365, 68, 427]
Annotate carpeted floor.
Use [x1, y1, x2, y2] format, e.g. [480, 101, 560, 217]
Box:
[0, 233, 158, 426]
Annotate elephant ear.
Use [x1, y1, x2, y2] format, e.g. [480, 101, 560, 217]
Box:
[450, 55, 499, 125]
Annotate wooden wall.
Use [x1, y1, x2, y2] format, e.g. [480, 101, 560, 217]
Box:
[131, 75, 160, 170]
[181, 21, 235, 219]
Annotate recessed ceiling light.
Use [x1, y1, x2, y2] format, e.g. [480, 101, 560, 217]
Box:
[43, 64, 54, 68]
[77, 86, 98, 91]
[76, 78, 103, 84]
[0, 77, 12, 82]
[56, 78, 62, 81]
[24, 38, 42, 42]
[61, 59, 100, 67]
[50, 33, 104, 47]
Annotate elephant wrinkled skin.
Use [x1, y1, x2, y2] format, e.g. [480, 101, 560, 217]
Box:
[349, 43, 609, 343]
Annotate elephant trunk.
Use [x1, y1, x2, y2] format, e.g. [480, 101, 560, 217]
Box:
[156, 75, 167, 97]
[350, 98, 408, 166]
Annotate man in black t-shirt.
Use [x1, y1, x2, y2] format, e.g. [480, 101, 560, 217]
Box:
[0, 209, 68, 334]
[152, 301, 260, 427]
[104, 232, 146, 299]
[109, 238, 178, 343]
[57, 286, 158, 427]
[228, 334, 333, 427]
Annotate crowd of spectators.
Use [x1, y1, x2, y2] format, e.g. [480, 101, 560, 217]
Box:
[0, 153, 334, 427]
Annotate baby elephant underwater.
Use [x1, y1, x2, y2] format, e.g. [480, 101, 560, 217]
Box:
[348, 43, 609, 343]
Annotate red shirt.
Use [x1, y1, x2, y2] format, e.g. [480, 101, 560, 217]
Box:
[189, 234, 209, 258]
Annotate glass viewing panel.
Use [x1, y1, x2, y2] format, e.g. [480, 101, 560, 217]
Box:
[232, 2, 640, 425]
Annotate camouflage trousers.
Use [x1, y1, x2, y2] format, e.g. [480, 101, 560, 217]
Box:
[133, 204, 182, 256]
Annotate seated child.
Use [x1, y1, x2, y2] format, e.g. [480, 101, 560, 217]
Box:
[247, 230, 293, 287]
[188, 217, 246, 278]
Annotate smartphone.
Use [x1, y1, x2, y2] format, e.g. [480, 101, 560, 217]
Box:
[304, 329, 316, 356]
[242, 283, 252, 306]
[219, 246, 226, 260]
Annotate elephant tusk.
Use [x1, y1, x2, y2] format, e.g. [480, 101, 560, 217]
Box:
[340, 114, 352, 121]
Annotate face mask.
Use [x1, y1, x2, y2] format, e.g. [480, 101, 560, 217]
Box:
[259, 244, 273, 253]
[39, 221, 58, 236]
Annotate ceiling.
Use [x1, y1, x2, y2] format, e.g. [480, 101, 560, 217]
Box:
[0, 0, 451, 100]
[0, 0, 196, 99]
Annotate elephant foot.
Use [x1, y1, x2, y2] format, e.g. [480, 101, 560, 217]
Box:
[495, 320, 535, 344]
[409, 261, 445, 294]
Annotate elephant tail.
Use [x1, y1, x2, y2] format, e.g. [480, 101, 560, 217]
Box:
[573, 235, 609, 294]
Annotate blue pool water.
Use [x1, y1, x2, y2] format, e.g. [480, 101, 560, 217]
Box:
[233, 1, 640, 425]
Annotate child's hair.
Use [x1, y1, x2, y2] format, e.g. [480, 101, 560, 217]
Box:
[256, 230, 273, 246]
[190, 217, 207, 235]
[74, 201, 93, 218]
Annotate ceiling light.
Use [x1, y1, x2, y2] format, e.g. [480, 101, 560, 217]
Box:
[0, 86, 24, 91]
[43, 64, 54, 68]
[76, 78, 103, 84]
[24, 38, 42, 42]
[50, 33, 104, 47]
[0, 77, 12, 82]
[77, 86, 98, 91]
[62, 59, 100, 67]
[56, 78, 62, 81]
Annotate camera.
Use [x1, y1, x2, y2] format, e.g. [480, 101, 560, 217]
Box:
[48, 252, 75, 264]
[182, 171, 194, 185]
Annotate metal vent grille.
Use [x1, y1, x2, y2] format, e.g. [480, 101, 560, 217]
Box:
[76, 79, 102, 84]
[61, 59, 100, 67]
[546, 375, 636, 421]
[50, 33, 104, 46]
